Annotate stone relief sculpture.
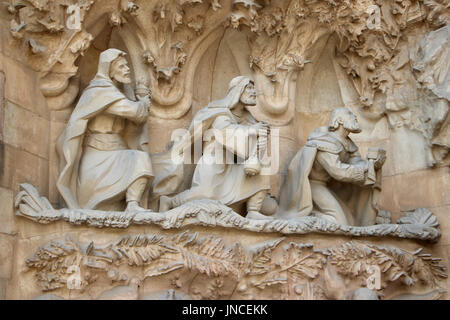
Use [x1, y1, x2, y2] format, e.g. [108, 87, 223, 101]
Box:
[275, 108, 386, 226]
[158, 76, 273, 219]
[15, 78, 442, 242]
[3, 0, 449, 301]
[13, 51, 442, 243]
[56, 49, 153, 212]
[26, 232, 447, 300]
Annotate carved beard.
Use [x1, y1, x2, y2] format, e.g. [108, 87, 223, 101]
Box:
[343, 119, 361, 133]
[112, 73, 132, 84]
[240, 92, 257, 106]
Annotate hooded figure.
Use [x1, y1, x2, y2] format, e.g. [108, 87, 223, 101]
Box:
[155, 76, 271, 218]
[56, 49, 153, 211]
[275, 108, 385, 226]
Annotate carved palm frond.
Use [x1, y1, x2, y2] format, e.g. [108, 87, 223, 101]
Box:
[15, 183, 57, 223]
[397, 208, 440, 227]
[108, 234, 175, 266]
[280, 243, 327, 279]
[168, 232, 239, 278]
[328, 242, 447, 288]
[26, 235, 82, 291]
[244, 238, 284, 276]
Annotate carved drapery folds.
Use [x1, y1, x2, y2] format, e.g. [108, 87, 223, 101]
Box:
[6, 0, 449, 164]
[27, 232, 447, 300]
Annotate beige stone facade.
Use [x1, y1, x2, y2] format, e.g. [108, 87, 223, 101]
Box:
[0, 0, 448, 300]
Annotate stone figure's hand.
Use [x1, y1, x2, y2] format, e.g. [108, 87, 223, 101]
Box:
[374, 150, 386, 170]
[374, 158, 385, 170]
[138, 94, 151, 105]
[252, 121, 270, 136]
[135, 80, 151, 99]
[138, 95, 151, 115]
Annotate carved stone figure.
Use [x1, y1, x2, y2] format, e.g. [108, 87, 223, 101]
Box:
[56, 49, 153, 212]
[157, 76, 272, 219]
[4, 0, 450, 301]
[275, 108, 386, 226]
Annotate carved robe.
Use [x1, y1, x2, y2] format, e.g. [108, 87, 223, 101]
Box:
[56, 49, 153, 210]
[276, 127, 381, 226]
[152, 76, 270, 207]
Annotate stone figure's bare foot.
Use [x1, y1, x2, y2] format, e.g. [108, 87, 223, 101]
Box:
[246, 211, 275, 220]
[159, 196, 173, 212]
[126, 201, 151, 213]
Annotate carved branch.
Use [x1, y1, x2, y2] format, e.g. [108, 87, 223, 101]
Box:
[15, 183, 443, 241]
[26, 233, 447, 300]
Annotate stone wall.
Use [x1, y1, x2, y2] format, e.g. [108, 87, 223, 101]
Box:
[0, 8, 50, 297]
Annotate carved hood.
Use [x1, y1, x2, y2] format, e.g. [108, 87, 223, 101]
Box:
[56, 49, 149, 209]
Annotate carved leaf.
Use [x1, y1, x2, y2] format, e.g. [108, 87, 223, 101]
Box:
[329, 242, 447, 288]
[175, 235, 238, 277]
[280, 243, 326, 279]
[108, 234, 175, 267]
[26, 236, 83, 291]
[396, 208, 440, 227]
[25, 222, 448, 298]
[244, 238, 284, 276]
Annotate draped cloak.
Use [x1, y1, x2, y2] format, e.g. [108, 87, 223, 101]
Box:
[151, 76, 270, 203]
[275, 127, 381, 226]
[56, 49, 153, 210]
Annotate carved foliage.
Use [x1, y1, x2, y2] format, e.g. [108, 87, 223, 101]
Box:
[26, 232, 280, 292]
[7, 0, 94, 72]
[15, 183, 443, 241]
[328, 242, 447, 288]
[423, 0, 450, 27]
[110, 0, 139, 26]
[226, 0, 448, 165]
[26, 233, 447, 299]
[227, 0, 448, 116]
[140, 0, 222, 84]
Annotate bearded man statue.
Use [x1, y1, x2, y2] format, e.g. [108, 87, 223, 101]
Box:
[274, 108, 386, 226]
[56, 49, 153, 212]
[155, 76, 272, 219]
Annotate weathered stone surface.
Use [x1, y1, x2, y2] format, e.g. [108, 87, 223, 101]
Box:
[0, 0, 449, 300]
[394, 167, 449, 211]
[0, 186, 17, 235]
[0, 71, 4, 141]
[16, 218, 64, 240]
[0, 144, 48, 195]
[432, 206, 450, 247]
[378, 176, 401, 218]
[0, 278, 6, 300]
[0, 234, 15, 279]
[446, 246, 450, 287]
[3, 101, 49, 159]
[2, 57, 48, 118]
